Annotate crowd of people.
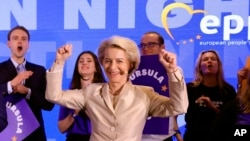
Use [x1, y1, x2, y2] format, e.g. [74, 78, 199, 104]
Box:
[0, 25, 249, 141]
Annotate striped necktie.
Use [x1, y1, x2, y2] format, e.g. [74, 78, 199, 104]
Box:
[17, 64, 25, 84]
[17, 64, 25, 73]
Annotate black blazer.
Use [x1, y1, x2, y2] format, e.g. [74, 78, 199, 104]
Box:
[0, 59, 54, 141]
[0, 92, 7, 132]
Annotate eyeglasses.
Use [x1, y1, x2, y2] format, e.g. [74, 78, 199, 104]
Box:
[137, 42, 161, 49]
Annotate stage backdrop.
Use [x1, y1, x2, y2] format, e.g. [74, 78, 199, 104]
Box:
[0, 0, 249, 140]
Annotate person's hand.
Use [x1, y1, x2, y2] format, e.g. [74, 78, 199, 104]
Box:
[56, 44, 72, 63]
[196, 95, 211, 105]
[237, 67, 248, 84]
[11, 71, 33, 87]
[13, 84, 29, 94]
[196, 95, 219, 113]
[159, 49, 177, 73]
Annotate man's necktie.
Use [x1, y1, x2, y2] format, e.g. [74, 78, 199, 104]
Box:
[17, 64, 25, 84]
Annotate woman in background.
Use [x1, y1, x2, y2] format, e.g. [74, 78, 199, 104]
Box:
[184, 50, 237, 141]
[58, 51, 106, 141]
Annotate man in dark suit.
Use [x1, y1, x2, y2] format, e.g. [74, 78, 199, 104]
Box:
[0, 92, 7, 132]
[0, 26, 54, 141]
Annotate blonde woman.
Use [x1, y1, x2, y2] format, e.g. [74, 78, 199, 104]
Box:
[46, 35, 188, 141]
[184, 50, 237, 141]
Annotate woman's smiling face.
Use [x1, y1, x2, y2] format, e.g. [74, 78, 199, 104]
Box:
[102, 47, 130, 83]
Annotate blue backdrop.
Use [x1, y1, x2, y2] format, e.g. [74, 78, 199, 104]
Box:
[0, 0, 249, 140]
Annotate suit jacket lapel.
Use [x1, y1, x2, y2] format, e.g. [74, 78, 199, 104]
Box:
[6, 59, 18, 79]
[24, 62, 31, 85]
[100, 82, 135, 115]
[101, 84, 116, 115]
[25, 61, 31, 70]
[115, 81, 134, 112]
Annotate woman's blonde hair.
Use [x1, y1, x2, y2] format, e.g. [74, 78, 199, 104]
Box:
[192, 50, 225, 88]
[240, 77, 250, 113]
[97, 35, 140, 75]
